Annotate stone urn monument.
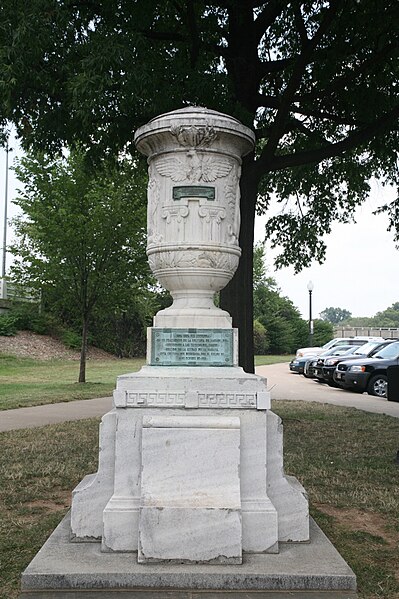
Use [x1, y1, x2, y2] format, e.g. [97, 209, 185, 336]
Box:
[19, 108, 357, 598]
[68, 107, 309, 564]
[135, 107, 254, 329]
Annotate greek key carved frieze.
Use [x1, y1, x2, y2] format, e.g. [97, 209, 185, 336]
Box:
[120, 390, 257, 409]
[198, 393, 256, 408]
[125, 391, 185, 407]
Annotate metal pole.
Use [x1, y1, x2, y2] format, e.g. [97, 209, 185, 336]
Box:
[2, 139, 9, 279]
[307, 281, 314, 346]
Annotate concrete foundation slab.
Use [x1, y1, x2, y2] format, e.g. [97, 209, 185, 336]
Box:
[20, 513, 356, 597]
[20, 592, 357, 598]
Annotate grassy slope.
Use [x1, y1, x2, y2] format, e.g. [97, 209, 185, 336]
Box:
[0, 354, 291, 410]
[0, 401, 398, 598]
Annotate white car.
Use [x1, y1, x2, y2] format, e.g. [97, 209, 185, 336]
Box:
[296, 336, 384, 358]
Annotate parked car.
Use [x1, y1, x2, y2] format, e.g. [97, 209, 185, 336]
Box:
[319, 340, 395, 387]
[333, 341, 399, 397]
[290, 346, 354, 376]
[295, 336, 383, 358]
[289, 355, 311, 374]
[309, 346, 362, 382]
[289, 352, 325, 374]
[303, 345, 359, 379]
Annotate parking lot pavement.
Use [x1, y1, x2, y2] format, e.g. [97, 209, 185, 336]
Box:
[256, 362, 399, 418]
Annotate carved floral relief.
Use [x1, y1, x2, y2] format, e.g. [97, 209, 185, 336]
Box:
[170, 124, 217, 148]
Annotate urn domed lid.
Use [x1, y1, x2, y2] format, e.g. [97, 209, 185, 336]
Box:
[134, 106, 255, 158]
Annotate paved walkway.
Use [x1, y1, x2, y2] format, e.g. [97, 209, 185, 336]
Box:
[1, 363, 398, 432]
[0, 397, 113, 432]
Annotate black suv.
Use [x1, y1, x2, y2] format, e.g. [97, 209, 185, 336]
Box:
[320, 340, 395, 387]
[333, 341, 399, 397]
[311, 346, 362, 383]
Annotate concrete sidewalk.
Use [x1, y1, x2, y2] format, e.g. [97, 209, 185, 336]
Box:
[1, 363, 398, 432]
[0, 396, 113, 432]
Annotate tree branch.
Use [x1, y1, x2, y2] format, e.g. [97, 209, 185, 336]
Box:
[139, 29, 186, 43]
[255, 117, 329, 143]
[294, 42, 398, 106]
[293, 1, 308, 48]
[258, 57, 295, 76]
[266, 105, 399, 172]
[292, 105, 365, 127]
[254, 0, 289, 42]
[256, 93, 280, 109]
[257, 93, 363, 127]
[287, 117, 330, 145]
[185, 0, 200, 67]
[257, 0, 343, 168]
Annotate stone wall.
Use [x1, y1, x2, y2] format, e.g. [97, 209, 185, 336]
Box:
[333, 326, 399, 339]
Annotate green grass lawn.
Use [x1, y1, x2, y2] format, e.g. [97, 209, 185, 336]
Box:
[0, 354, 145, 410]
[0, 401, 398, 598]
[255, 354, 294, 366]
[0, 354, 291, 410]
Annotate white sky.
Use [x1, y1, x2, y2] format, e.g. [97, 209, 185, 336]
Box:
[1, 132, 23, 276]
[1, 135, 398, 320]
[255, 180, 398, 319]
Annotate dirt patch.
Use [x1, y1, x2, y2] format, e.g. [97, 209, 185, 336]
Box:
[0, 330, 116, 361]
[26, 490, 71, 513]
[25, 499, 70, 513]
[315, 503, 399, 549]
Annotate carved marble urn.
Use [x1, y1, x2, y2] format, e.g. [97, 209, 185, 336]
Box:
[134, 107, 255, 328]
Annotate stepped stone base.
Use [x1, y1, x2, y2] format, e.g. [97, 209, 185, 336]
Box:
[20, 514, 356, 598]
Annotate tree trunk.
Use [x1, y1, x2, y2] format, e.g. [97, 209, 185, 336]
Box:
[78, 316, 88, 383]
[220, 158, 258, 373]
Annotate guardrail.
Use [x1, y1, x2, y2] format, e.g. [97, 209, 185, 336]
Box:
[0, 278, 40, 303]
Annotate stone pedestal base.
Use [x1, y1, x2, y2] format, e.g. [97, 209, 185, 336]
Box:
[70, 364, 309, 561]
[20, 514, 357, 597]
[138, 415, 242, 564]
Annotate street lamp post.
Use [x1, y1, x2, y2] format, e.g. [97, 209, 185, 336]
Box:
[2, 139, 11, 280]
[307, 281, 314, 347]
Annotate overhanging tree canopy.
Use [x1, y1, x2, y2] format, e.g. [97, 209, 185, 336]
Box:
[1, 0, 398, 371]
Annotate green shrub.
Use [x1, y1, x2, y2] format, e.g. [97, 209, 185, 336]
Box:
[313, 320, 334, 346]
[9, 302, 40, 331]
[253, 319, 269, 354]
[261, 316, 294, 354]
[0, 313, 18, 336]
[90, 310, 147, 358]
[61, 330, 82, 350]
[8, 303, 64, 337]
